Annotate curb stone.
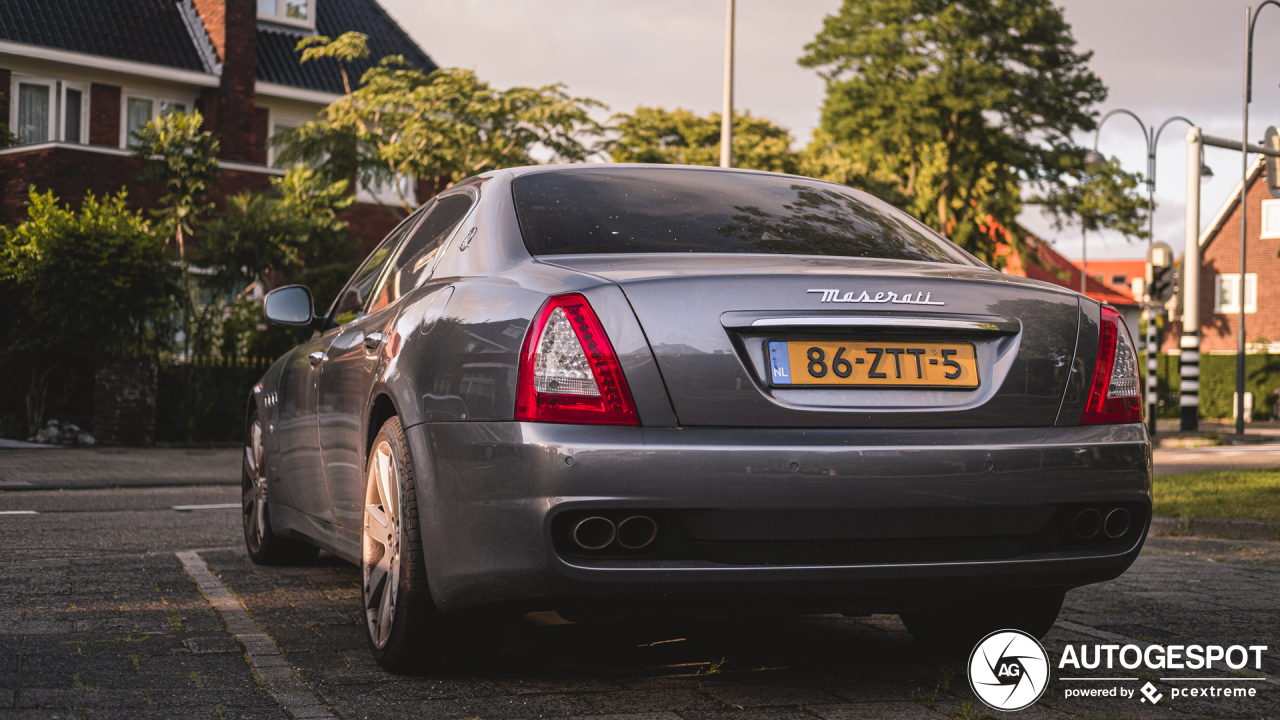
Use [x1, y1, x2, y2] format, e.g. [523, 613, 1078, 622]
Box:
[1150, 515, 1280, 541]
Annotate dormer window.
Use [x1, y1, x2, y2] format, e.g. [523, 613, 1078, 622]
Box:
[258, 0, 316, 28]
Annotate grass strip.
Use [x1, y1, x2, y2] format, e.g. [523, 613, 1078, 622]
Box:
[1152, 467, 1280, 522]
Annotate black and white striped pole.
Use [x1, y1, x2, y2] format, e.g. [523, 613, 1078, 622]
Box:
[1147, 242, 1174, 436]
[1181, 127, 1203, 432]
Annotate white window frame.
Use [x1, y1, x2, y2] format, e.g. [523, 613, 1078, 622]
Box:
[10, 74, 56, 145]
[119, 91, 196, 148]
[59, 81, 90, 144]
[1214, 272, 1258, 314]
[257, 0, 317, 29]
[1261, 199, 1280, 239]
[266, 110, 311, 167]
[8, 74, 91, 145]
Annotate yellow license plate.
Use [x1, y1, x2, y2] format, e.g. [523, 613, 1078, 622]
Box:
[768, 340, 979, 388]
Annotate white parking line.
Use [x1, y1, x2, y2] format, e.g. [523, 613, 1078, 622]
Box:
[172, 503, 240, 511]
[0, 510, 37, 515]
[177, 551, 336, 718]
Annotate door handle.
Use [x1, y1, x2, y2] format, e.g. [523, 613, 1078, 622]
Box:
[363, 333, 385, 352]
[309, 351, 327, 367]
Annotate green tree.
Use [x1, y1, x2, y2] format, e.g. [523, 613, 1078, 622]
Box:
[0, 189, 178, 425]
[606, 106, 798, 173]
[275, 32, 604, 213]
[130, 111, 220, 258]
[799, 0, 1138, 266]
[1033, 155, 1149, 239]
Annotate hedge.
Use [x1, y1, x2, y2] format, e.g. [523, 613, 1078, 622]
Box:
[1150, 353, 1280, 420]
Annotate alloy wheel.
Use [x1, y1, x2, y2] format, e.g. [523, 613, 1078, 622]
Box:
[242, 419, 268, 553]
[363, 439, 402, 649]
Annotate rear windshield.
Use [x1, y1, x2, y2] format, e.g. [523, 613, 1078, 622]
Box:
[512, 167, 972, 264]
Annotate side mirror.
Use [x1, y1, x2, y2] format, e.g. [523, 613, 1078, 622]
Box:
[264, 285, 318, 327]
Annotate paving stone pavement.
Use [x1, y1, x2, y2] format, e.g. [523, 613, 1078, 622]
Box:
[2, 529, 1276, 720]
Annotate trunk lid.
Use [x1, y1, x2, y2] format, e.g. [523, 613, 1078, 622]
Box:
[543, 254, 1081, 428]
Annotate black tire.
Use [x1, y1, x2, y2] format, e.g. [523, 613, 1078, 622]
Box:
[243, 411, 319, 565]
[900, 589, 1065, 653]
[361, 416, 505, 674]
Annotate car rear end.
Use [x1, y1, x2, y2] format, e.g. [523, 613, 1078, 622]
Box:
[410, 166, 1151, 618]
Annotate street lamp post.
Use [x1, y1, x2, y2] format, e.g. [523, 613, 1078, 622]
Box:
[1085, 111, 1197, 437]
[1236, 2, 1280, 434]
[720, 0, 735, 169]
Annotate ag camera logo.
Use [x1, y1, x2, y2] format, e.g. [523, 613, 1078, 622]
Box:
[969, 629, 1050, 711]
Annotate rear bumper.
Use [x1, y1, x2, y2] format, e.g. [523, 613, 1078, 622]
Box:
[407, 422, 1152, 614]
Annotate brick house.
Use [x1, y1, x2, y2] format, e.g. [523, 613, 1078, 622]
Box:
[1163, 158, 1280, 354]
[0, 0, 437, 252]
[1074, 258, 1147, 301]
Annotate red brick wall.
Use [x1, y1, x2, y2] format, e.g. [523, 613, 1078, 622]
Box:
[341, 202, 410, 258]
[1163, 166, 1280, 352]
[190, 0, 257, 163]
[0, 146, 270, 227]
[89, 84, 121, 147]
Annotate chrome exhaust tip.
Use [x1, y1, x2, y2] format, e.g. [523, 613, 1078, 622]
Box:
[572, 516, 616, 550]
[616, 515, 658, 550]
[1072, 508, 1102, 540]
[1104, 508, 1131, 539]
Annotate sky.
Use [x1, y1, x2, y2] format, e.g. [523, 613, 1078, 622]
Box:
[382, 0, 1278, 261]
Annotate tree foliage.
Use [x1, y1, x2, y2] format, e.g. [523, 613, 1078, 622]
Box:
[798, 0, 1142, 266]
[606, 106, 798, 173]
[0, 189, 178, 422]
[130, 111, 221, 257]
[1033, 155, 1149, 239]
[275, 33, 604, 212]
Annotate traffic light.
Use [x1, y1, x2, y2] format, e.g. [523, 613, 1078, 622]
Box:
[1150, 263, 1175, 303]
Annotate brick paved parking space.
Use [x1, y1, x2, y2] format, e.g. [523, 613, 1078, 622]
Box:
[1, 478, 1277, 719]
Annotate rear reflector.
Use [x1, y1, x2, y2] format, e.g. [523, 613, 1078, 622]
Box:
[1080, 305, 1142, 425]
[516, 294, 639, 425]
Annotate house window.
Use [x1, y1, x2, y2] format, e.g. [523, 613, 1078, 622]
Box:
[121, 93, 192, 147]
[1110, 274, 1127, 286]
[9, 75, 90, 145]
[1214, 272, 1257, 314]
[267, 115, 306, 167]
[1261, 199, 1280, 239]
[258, 0, 316, 27]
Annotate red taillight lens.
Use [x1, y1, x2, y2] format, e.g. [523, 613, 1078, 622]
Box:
[515, 293, 639, 425]
[1080, 305, 1142, 425]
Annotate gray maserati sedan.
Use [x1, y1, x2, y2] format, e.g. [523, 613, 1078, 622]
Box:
[246, 164, 1151, 672]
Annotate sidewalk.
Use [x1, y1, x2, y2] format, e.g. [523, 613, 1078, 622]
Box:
[0, 447, 240, 489]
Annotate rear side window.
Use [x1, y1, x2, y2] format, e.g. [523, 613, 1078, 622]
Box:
[367, 194, 474, 313]
[512, 167, 972, 264]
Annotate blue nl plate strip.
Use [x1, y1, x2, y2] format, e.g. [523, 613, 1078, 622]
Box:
[768, 341, 792, 385]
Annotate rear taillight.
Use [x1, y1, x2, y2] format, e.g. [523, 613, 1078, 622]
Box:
[515, 293, 639, 425]
[1080, 305, 1142, 425]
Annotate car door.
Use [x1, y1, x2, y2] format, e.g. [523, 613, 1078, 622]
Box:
[320, 192, 477, 530]
[272, 332, 331, 518]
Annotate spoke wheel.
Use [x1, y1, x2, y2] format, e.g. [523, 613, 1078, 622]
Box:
[243, 420, 269, 554]
[242, 411, 318, 566]
[363, 439, 402, 650]
[360, 416, 506, 674]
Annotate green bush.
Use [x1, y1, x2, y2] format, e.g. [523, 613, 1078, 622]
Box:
[1151, 353, 1280, 420]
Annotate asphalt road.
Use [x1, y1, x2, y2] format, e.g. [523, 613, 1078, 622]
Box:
[0, 448, 1277, 719]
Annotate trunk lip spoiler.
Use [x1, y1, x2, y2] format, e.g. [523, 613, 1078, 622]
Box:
[722, 312, 1019, 335]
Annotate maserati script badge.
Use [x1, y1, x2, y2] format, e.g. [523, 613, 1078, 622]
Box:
[807, 289, 945, 306]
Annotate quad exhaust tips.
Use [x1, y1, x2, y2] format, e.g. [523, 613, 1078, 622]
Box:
[571, 515, 658, 551]
[1069, 506, 1132, 541]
